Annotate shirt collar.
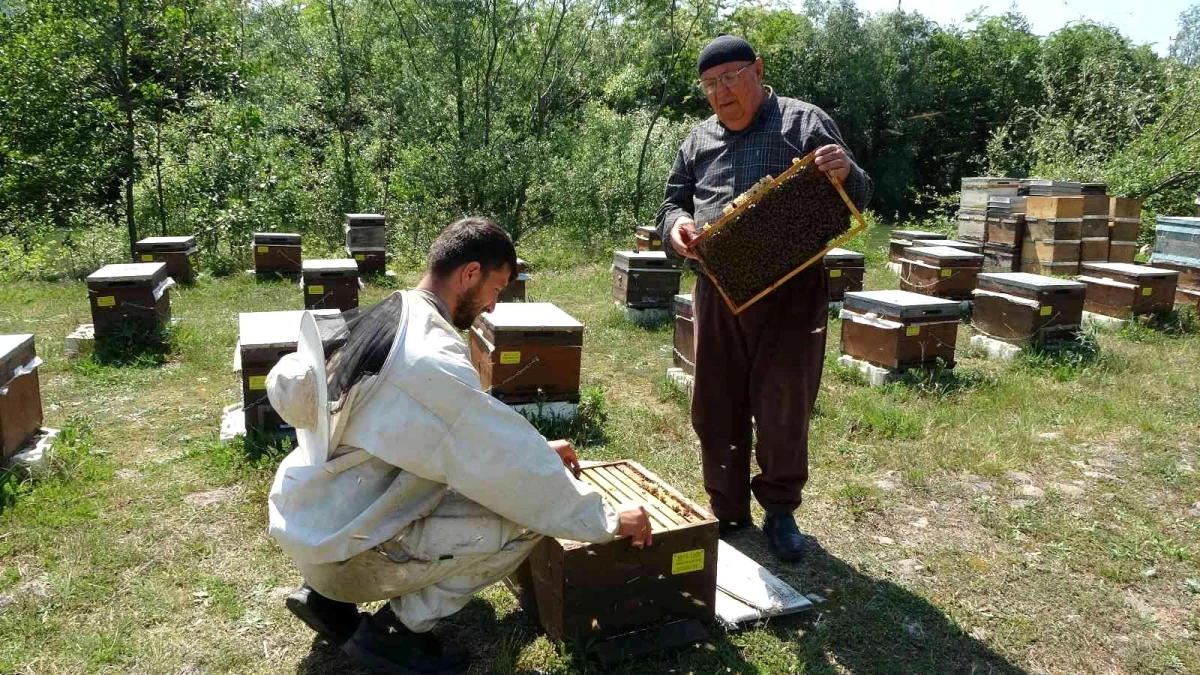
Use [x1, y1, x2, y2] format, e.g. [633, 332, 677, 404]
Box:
[413, 289, 453, 324]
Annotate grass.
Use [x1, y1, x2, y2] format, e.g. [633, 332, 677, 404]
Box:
[1, 228, 1199, 673]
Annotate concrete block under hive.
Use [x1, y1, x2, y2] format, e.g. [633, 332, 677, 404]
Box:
[887, 229, 944, 262]
[86, 263, 173, 341]
[498, 259, 529, 303]
[824, 248, 865, 301]
[133, 236, 198, 283]
[1, 334, 43, 461]
[344, 213, 387, 274]
[302, 259, 360, 311]
[470, 303, 582, 405]
[899, 245, 984, 300]
[612, 251, 681, 310]
[840, 290, 961, 371]
[673, 294, 694, 376]
[512, 460, 718, 647]
[635, 225, 663, 252]
[253, 232, 302, 275]
[1078, 263, 1178, 318]
[971, 273, 1085, 346]
[235, 310, 344, 435]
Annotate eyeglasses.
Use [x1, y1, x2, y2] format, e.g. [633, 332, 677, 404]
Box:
[698, 63, 754, 95]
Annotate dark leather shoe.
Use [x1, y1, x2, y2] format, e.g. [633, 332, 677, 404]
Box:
[285, 584, 360, 645]
[342, 605, 470, 674]
[718, 514, 753, 538]
[762, 513, 806, 562]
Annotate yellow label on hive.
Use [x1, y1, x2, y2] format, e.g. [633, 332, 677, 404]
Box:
[140, 254, 154, 262]
[829, 269, 843, 278]
[940, 269, 953, 277]
[96, 296, 116, 307]
[499, 351, 521, 365]
[1141, 287, 1152, 296]
[248, 375, 267, 390]
[308, 285, 324, 295]
[905, 326, 921, 336]
[672, 549, 705, 575]
[355, 254, 365, 261]
[1040, 306, 1052, 316]
[257, 246, 268, 253]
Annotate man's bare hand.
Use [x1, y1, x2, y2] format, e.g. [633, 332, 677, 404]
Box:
[548, 439, 581, 478]
[814, 144, 852, 184]
[616, 503, 653, 548]
[669, 217, 700, 260]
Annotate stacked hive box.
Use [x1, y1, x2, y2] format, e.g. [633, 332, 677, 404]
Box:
[957, 177, 1022, 246]
[0, 334, 43, 460]
[824, 248, 866, 302]
[888, 230, 944, 262]
[612, 251, 681, 311]
[1149, 216, 1200, 307]
[470, 303, 583, 407]
[899, 245, 984, 300]
[971, 273, 1086, 346]
[840, 290, 961, 371]
[921, 239, 984, 254]
[1022, 196, 1083, 276]
[345, 213, 387, 274]
[302, 259, 360, 311]
[1108, 198, 1141, 264]
[672, 294, 695, 376]
[1080, 184, 1111, 266]
[1078, 263, 1178, 318]
[1022, 179, 1082, 197]
[236, 310, 344, 435]
[133, 236, 198, 284]
[253, 232, 302, 275]
[86, 263, 173, 340]
[498, 258, 529, 303]
[635, 225, 663, 252]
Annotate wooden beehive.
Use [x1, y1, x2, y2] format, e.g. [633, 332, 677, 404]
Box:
[344, 213, 387, 249]
[1026, 196, 1084, 220]
[899, 245, 984, 300]
[840, 290, 961, 370]
[133, 236, 198, 284]
[688, 153, 868, 314]
[983, 245, 1020, 273]
[86, 263, 172, 339]
[0, 334, 43, 460]
[888, 230, 944, 262]
[972, 273, 1086, 346]
[302, 259, 360, 311]
[1108, 199, 1141, 264]
[1021, 217, 1082, 276]
[956, 210, 986, 243]
[824, 248, 865, 302]
[672, 294, 694, 376]
[236, 310, 344, 434]
[985, 215, 1024, 249]
[469, 303, 583, 404]
[922, 239, 984, 254]
[253, 232, 302, 274]
[346, 248, 387, 275]
[635, 225, 663, 252]
[1078, 263, 1179, 317]
[498, 259, 529, 303]
[612, 251, 681, 310]
[513, 460, 718, 645]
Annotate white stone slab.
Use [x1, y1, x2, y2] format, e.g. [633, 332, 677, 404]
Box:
[8, 428, 59, 479]
[1082, 311, 1128, 329]
[837, 354, 901, 387]
[64, 324, 95, 358]
[666, 367, 694, 398]
[970, 334, 1023, 361]
[511, 401, 577, 421]
[219, 403, 246, 441]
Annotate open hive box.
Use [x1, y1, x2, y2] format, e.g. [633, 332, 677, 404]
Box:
[512, 460, 718, 650]
[687, 152, 868, 314]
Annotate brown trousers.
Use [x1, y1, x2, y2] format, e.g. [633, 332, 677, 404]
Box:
[692, 267, 827, 519]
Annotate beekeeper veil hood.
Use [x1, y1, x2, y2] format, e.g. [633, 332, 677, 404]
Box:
[266, 312, 331, 464]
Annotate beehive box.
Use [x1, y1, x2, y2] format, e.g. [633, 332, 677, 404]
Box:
[1022, 218, 1081, 275]
[1151, 217, 1200, 268]
[983, 245, 1020, 273]
[840, 291, 961, 370]
[1022, 180, 1083, 197]
[1026, 196, 1084, 220]
[1078, 262, 1179, 317]
[922, 239, 984, 254]
[887, 230, 944, 262]
[972, 273, 1085, 346]
[514, 460, 718, 644]
[985, 215, 1024, 249]
[470, 303, 583, 404]
[133, 236, 198, 283]
[824, 248, 865, 301]
[253, 232, 302, 274]
[673, 294, 694, 376]
[612, 251, 681, 310]
[302, 259, 360, 311]
[346, 248, 387, 275]
[635, 225, 663, 252]
[236, 311, 345, 434]
[86, 263, 173, 339]
[960, 177, 1019, 210]
[956, 209, 987, 243]
[498, 259, 529, 303]
[0, 334, 43, 460]
[344, 213, 387, 250]
[1110, 197, 1142, 220]
[899, 246, 984, 300]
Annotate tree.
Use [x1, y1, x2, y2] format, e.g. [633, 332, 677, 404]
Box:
[1171, 4, 1200, 67]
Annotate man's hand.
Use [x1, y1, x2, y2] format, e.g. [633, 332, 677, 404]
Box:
[814, 144, 852, 184]
[548, 439, 581, 478]
[616, 503, 653, 548]
[669, 216, 700, 260]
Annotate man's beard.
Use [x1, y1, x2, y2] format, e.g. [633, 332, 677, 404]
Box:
[452, 281, 487, 330]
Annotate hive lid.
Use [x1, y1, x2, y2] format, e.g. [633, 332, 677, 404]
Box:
[843, 290, 961, 319]
[344, 213, 386, 228]
[137, 236, 196, 247]
[824, 247, 865, 261]
[921, 239, 983, 252]
[1080, 183, 1108, 195]
[891, 229, 943, 240]
[674, 293, 693, 311]
[477, 302, 584, 333]
[254, 232, 302, 243]
[0, 334, 35, 361]
[613, 249, 675, 270]
[904, 245, 985, 262]
[961, 177, 1020, 188]
[1081, 262, 1178, 278]
[1155, 216, 1200, 227]
[635, 225, 658, 235]
[87, 262, 168, 283]
[978, 272, 1086, 293]
[239, 310, 343, 350]
[303, 259, 359, 273]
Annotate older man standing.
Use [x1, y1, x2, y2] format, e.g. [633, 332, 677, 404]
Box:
[656, 35, 873, 562]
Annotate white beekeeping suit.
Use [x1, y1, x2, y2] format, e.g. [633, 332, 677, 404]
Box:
[265, 291, 619, 632]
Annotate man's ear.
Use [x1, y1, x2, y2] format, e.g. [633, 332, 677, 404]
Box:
[754, 57, 764, 81]
[459, 261, 483, 287]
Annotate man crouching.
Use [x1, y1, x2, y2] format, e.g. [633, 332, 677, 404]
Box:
[265, 216, 652, 674]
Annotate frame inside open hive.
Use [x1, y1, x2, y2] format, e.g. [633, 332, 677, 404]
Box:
[687, 150, 869, 314]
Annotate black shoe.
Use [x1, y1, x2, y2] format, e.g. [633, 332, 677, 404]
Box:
[285, 584, 361, 645]
[342, 606, 470, 675]
[718, 515, 753, 538]
[762, 513, 806, 562]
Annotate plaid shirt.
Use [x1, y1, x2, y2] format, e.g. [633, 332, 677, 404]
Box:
[655, 89, 874, 257]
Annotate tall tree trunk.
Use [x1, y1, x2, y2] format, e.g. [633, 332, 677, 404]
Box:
[154, 110, 167, 236]
[119, 0, 137, 256]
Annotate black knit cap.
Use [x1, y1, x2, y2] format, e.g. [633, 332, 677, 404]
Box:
[697, 34, 757, 75]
